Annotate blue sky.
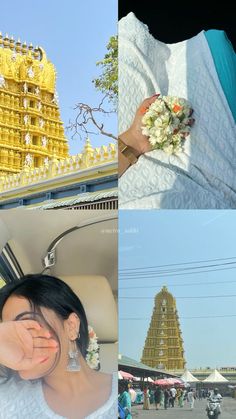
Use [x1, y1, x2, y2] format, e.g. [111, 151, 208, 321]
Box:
[119, 210, 236, 368]
[0, 0, 117, 154]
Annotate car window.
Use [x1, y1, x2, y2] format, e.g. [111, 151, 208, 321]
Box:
[0, 244, 23, 284]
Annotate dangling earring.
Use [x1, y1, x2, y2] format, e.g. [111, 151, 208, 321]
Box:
[67, 339, 81, 372]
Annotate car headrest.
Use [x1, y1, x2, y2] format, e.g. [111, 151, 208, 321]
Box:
[59, 275, 117, 342]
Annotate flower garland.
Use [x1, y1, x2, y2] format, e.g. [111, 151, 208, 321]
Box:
[86, 325, 100, 370]
[141, 95, 195, 155]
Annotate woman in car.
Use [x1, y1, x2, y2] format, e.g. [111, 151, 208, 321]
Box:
[0, 274, 117, 418]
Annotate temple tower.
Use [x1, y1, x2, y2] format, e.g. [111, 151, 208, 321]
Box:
[141, 286, 185, 370]
[0, 32, 69, 177]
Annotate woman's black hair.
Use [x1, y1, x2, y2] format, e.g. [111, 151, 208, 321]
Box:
[0, 274, 89, 379]
[118, 381, 129, 393]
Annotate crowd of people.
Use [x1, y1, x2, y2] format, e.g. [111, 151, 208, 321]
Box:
[118, 379, 225, 418]
[142, 385, 196, 411]
[118, 381, 205, 417]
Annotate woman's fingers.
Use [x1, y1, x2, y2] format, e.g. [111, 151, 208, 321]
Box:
[17, 347, 59, 371]
[144, 94, 160, 106]
[19, 319, 52, 339]
[30, 329, 51, 339]
[20, 319, 42, 331]
[139, 94, 160, 114]
[33, 337, 58, 348]
[33, 346, 59, 357]
[12, 347, 59, 371]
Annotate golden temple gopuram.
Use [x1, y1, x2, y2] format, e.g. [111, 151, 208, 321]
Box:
[0, 32, 69, 177]
[141, 286, 185, 370]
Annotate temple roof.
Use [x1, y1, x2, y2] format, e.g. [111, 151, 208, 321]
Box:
[0, 32, 56, 93]
[155, 285, 176, 302]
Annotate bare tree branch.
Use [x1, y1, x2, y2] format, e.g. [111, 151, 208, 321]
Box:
[67, 94, 117, 142]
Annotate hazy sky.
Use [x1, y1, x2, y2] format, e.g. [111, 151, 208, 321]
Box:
[0, 0, 117, 154]
[119, 210, 236, 369]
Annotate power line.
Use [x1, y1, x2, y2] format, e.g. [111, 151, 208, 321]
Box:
[119, 279, 236, 289]
[119, 265, 236, 280]
[120, 314, 236, 320]
[119, 261, 236, 276]
[119, 256, 236, 272]
[120, 294, 236, 300]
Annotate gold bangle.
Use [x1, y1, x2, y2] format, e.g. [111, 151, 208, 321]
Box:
[118, 137, 138, 165]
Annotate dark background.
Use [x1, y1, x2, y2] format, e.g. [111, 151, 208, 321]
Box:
[119, 0, 236, 49]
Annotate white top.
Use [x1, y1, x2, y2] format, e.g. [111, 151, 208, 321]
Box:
[209, 393, 222, 402]
[170, 387, 177, 397]
[0, 373, 117, 418]
[187, 391, 194, 402]
[119, 13, 236, 209]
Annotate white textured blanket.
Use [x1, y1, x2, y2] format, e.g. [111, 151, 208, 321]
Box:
[119, 13, 236, 208]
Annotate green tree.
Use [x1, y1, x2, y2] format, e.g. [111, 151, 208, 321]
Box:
[93, 35, 118, 107]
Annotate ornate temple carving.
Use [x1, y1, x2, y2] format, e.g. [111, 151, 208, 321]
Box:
[0, 33, 69, 177]
[141, 286, 186, 370]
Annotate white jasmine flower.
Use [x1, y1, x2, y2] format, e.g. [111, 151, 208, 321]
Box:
[141, 95, 194, 155]
[86, 325, 100, 370]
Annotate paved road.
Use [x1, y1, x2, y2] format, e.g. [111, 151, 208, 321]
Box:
[131, 398, 236, 418]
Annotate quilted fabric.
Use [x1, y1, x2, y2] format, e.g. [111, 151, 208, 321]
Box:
[0, 374, 117, 418]
[119, 13, 236, 209]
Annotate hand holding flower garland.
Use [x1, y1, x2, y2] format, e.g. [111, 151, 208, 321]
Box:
[118, 94, 194, 177]
[141, 95, 195, 155]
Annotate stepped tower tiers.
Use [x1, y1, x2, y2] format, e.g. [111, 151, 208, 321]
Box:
[141, 286, 186, 370]
[0, 32, 69, 177]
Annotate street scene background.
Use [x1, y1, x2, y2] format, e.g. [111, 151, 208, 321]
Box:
[119, 210, 236, 418]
